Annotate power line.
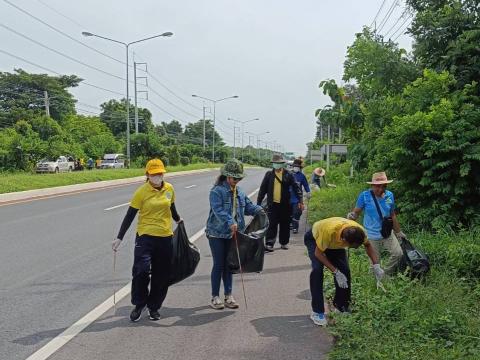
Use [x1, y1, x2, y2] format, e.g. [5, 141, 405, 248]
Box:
[146, 70, 203, 111]
[392, 17, 413, 41]
[146, 85, 201, 119]
[2, 0, 125, 65]
[371, 0, 388, 28]
[35, 0, 85, 29]
[0, 23, 125, 81]
[383, 8, 409, 38]
[377, 1, 399, 33]
[146, 99, 189, 124]
[0, 48, 124, 96]
[31, 1, 202, 115]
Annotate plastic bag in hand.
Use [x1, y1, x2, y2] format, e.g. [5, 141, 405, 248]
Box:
[169, 222, 200, 285]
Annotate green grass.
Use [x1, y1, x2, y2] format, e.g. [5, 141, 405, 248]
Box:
[0, 163, 219, 194]
[307, 164, 480, 360]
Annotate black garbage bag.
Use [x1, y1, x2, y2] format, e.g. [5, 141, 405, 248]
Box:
[398, 236, 430, 279]
[227, 211, 269, 274]
[168, 222, 200, 286]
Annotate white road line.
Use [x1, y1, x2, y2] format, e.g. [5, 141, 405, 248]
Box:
[185, 185, 197, 189]
[104, 202, 130, 211]
[26, 187, 260, 360]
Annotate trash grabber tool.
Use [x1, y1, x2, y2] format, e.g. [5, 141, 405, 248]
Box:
[113, 250, 117, 314]
[233, 231, 248, 310]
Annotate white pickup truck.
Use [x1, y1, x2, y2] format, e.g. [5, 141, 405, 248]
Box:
[36, 156, 75, 173]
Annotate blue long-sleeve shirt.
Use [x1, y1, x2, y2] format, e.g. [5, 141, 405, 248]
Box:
[290, 171, 310, 204]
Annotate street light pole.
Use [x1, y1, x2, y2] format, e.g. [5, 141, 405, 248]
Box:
[246, 130, 269, 161]
[228, 117, 259, 162]
[82, 31, 173, 166]
[192, 94, 239, 162]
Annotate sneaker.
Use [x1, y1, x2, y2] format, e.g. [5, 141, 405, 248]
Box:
[148, 308, 160, 321]
[281, 244, 289, 250]
[210, 296, 224, 310]
[265, 244, 274, 252]
[292, 229, 298, 234]
[130, 305, 145, 322]
[224, 295, 239, 309]
[310, 312, 327, 326]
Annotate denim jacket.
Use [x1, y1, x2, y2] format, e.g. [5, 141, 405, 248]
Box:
[206, 181, 262, 239]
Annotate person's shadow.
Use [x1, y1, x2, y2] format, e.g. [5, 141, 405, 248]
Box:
[13, 305, 234, 346]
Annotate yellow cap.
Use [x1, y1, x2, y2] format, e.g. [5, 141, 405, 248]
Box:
[145, 158, 166, 175]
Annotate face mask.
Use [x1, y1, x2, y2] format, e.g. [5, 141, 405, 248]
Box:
[272, 163, 285, 170]
[293, 167, 300, 173]
[149, 174, 163, 186]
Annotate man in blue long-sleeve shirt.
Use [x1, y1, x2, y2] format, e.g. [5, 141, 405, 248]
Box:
[290, 158, 311, 234]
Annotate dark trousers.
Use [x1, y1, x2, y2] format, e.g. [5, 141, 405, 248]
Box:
[207, 236, 233, 297]
[291, 203, 302, 231]
[304, 230, 351, 313]
[266, 202, 292, 246]
[131, 234, 173, 311]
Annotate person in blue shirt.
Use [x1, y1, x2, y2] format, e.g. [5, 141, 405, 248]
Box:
[347, 171, 405, 275]
[290, 158, 311, 234]
[206, 159, 264, 310]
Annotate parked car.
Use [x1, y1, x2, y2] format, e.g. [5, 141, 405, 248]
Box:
[36, 156, 75, 173]
[100, 154, 125, 169]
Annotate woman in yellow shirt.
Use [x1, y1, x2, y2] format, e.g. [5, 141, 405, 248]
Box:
[112, 159, 182, 322]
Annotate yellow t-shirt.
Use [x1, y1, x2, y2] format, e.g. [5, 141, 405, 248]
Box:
[273, 169, 283, 203]
[130, 181, 176, 237]
[312, 217, 368, 252]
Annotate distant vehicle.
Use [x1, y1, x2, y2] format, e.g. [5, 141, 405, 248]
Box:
[36, 156, 75, 173]
[100, 153, 125, 169]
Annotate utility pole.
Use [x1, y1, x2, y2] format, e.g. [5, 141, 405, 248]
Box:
[233, 125, 237, 158]
[202, 105, 206, 150]
[44, 91, 50, 117]
[134, 61, 148, 134]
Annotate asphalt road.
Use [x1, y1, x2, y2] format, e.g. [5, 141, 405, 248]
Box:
[0, 167, 331, 360]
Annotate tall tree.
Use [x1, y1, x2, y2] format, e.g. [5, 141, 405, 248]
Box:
[0, 69, 81, 127]
[100, 99, 153, 137]
[407, 0, 480, 90]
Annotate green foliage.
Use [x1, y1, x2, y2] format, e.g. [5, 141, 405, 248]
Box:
[343, 28, 419, 98]
[308, 172, 480, 360]
[374, 73, 480, 229]
[100, 98, 153, 136]
[166, 145, 181, 166]
[180, 156, 190, 166]
[407, 0, 480, 90]
[0, 69, 80, 127]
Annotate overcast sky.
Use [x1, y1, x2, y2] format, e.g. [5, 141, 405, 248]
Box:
[0, 0, 413, 155]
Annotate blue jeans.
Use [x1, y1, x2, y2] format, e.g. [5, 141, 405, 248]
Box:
[208, 236, 233, 297]
[304, 230, 351, 313]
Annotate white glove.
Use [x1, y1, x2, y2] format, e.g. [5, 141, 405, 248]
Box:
[112, 238, 122, 251]
[372, 264, 385, 282]
[305, 192, 312, 199]
[395, 231, 406, 239]
[176, 218, 184, 224]
[347, 212, 358, 220]
[333, 269, 349, 289]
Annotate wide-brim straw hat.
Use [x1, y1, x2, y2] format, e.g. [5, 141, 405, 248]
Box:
[367, 171, 393, 184]
[314, 167, 325, 176]
[271, 154, 286, 163]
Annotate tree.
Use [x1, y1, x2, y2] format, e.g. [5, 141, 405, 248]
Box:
[100, 99, 154, 137]
[407, 0, 480, 91]
[183, 119, 223, 146]
[0, 69, 81, 127]
[343, 28, 419, 98]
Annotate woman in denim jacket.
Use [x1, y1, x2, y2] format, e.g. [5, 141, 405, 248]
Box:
[206, 159, 264, 310]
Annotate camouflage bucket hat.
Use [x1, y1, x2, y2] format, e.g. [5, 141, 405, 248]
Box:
[221, 159, 245, 178]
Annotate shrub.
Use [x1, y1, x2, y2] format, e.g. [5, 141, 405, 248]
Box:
[180, 156, 190, 166]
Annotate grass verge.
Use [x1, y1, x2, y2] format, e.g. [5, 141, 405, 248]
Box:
[307, 164, 480, 360]
[0, 163, 219, 194]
